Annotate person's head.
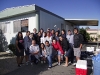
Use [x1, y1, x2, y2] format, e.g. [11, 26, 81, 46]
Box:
[51, 29, 55, 34]
[38, 31, 41, 36]
[43, 32, 47, 37]
[61, 29, 66, 35]
[47, 31, 50, 37]
[40, 28, 44, 33]
[29, 33, 33, 38]
[40, 43, 45, 49]
[33, 28, 37, 33]
[47, 28, 50, 32]
[17, 32, 23, 39]
[45, 41, 50, 46]
[26, 31, 30, 36]
[67, 30, 71, 35]
[52, 39, 57, 44]
[55, 31, 59, 36]
[74, 28, 78, 34]
[32, 39, 36, 45]
[59, 35, 63, 41]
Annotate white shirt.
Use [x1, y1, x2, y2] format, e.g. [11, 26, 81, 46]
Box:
[30, 44, 40, 59]
[66, 34, 74, 44]
[46, 36, 52, 44]
[42, 49, 47, 57]
[40, 37, 47, 44]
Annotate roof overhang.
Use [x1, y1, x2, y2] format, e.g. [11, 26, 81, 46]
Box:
[65, 19, 98, 26]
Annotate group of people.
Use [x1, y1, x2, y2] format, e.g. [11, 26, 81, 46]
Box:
[15, 27, 83, 69]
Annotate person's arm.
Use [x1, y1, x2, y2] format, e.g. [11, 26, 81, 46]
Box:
[40, 37, 43, 43]
[79, 34, 83, 49]
[29, 45, 37, 54]
[24, 37, 26, 50]
[15, 39, 21, 52]
[49, 46, 53, 55]
[49, 37, 52, 44]
[34, 45, 39, 55]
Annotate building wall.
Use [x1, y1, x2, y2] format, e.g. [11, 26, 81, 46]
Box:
[39, 10, 66, 31]
[0, 13, 36, 44]
[65, 21, 74, 33]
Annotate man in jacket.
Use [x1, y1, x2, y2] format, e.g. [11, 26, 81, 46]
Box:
[73, 28, 83, 62]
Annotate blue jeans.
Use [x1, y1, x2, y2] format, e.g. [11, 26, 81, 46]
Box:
[47, 55, 52, 67]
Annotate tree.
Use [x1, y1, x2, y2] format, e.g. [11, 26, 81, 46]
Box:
[79, 28, 90, 42]
[85, 27, 90, 30]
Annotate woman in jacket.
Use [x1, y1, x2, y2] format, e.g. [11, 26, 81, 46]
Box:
[59, 35, 71, 67]
[52, 39, 64, 65]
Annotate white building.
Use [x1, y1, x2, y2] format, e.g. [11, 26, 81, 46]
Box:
[0, 4, 98, 47]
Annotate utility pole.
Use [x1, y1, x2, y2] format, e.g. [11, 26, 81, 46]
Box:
[0, 29, 3, 52]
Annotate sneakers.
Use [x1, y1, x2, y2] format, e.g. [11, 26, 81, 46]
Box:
[48, 66, 52, 69]
[44, 61, 46, 63]
[26, 62, 29, 65]
[18, 64, 21, 67]
[72, 63, 76, 66]
[41, 61, 46, 64]
[31, 63, 33, 66]
[58, 62, 61, 65]
[41, 61, 43, 64]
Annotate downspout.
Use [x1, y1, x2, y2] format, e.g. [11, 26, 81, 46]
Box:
[35, 11, 40, 32]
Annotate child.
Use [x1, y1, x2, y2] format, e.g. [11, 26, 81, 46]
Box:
[40, 43, 47, 63]
[45, 41, 52, 69]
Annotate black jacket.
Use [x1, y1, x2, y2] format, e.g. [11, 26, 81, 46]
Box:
[74, 33, 83, 48]
[60, 38, 69, 51]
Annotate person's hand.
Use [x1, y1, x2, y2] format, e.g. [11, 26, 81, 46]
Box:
[18, 50, 21, 53]
[80, 46, 82, 50]
[65, 51, 66, 54]
[61, 54, 63, 56]
[44, 52, 46, 55]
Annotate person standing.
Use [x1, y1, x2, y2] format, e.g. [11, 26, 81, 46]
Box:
[54, 31, 59, 41]
[41, 32, 47, 44]
[59, 36, 70, 67]
[61, 29, 66, 38]
[46, 31, 52, 44]
[66, 30, 74, 64]
[24, 31, 32, 65]
[33, 28, 38, 43]
[52, 39, 64, 65]
[15, 32, 24, 67]
[51, 29, 55, 38]
[40, 28, 44, 37]
[73, 28, 83, 62]
[37, 31, 42, 46]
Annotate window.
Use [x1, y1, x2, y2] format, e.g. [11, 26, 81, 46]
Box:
[13, 19, 29, 33]
[21, 19, 28, 32]
[13, 20, 21, 33]
[0, 22, 7, 33]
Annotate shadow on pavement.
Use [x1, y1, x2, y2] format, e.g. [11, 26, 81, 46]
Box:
[0, 56, 49, 75]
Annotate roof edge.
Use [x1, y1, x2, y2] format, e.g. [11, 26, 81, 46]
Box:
[35, 5, 64, 20]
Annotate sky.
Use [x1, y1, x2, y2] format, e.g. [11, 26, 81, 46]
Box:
[0, 0, 100, 29]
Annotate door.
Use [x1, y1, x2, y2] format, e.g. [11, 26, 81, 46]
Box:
[61, 23, 64, 30]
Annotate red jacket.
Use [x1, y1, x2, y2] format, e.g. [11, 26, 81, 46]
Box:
[52, 42, 64, 54]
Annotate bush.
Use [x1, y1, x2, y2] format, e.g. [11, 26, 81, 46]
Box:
[79, 28, 90, 42]
[8, 44, 16, 55]
[90, 37, 94, 41]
